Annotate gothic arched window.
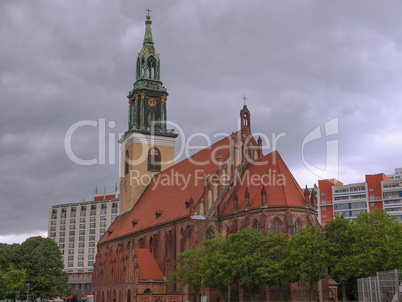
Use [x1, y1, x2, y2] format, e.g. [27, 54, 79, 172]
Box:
[148, 147, 161, 172]
[147, 56, 157, 79]
[251, 219, 260, 231]
[294, 220, 302, 235]
[125, 150, 129, 175]
[205, 228, 214, 240]
[271, 219, 283, 234]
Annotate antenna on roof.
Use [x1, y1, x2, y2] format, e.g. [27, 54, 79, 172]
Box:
[115, 182, 118, 191]
[95, 185, 98, 194]
[104, 185, 106, 193]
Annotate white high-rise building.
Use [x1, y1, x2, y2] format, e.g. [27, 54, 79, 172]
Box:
[48, 189, 119, 296]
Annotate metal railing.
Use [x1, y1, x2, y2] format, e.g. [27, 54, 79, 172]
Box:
[357, 269, 401, 302]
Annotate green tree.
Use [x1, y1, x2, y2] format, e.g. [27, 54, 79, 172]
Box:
[170, 247, 205, 301]
[2, 266, 26, 301]
[200, 233, 232, 301]
[350, 210, 402, 277]
[257, 233, 299, 301]
[293, 226, 328, 302]
[18, 236, 68, 299]
[225, 228, 265, 301]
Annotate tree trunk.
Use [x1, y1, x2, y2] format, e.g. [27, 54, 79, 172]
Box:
[342, 282, 346, 302]
[310, 283, 314, 302]
[279, 283, 283, 301]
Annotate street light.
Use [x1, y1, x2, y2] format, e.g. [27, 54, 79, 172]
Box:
[64, 289, 67, 301]
[26, 283, 29, 302]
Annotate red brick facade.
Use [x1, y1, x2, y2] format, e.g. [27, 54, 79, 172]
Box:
[91, 107, 330, 302]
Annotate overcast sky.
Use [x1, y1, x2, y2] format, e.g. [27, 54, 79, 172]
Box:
[1, 0, 402, 244]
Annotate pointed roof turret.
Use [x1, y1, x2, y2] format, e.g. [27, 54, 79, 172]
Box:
[143, 10, 154, 45]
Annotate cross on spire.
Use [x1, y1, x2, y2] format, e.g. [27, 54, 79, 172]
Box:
[146, 8, 151, 15]
[242, 94, 247, 105]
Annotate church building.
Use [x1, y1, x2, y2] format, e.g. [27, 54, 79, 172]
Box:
[91, 13, 330, 302]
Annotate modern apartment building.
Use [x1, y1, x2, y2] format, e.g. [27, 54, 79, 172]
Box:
[316, 168, 402, 225]
[48, 189, 119, 296]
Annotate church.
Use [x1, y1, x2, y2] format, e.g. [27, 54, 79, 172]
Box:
[91, 13, 330, 302]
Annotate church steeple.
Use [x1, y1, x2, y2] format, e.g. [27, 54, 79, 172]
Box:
[119, 11, 177, 214]
[124, 11, 175, 137]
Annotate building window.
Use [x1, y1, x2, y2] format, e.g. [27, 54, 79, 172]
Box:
[321, 192, 326, 196]
[111, 215, 116, 221]
[322, 214, 327, 218]
[59, 244, 65, 249]
[89, 235, 95, 241]
[369, 187, 374, 191]
[68, 256, 74, 261]
[88, 261, 94, 267]
[59, 238, 65, 243]
[78, 261, 84, 267]
[68, 249, 74, 255]
[125, 150, 130, 175]
[60, 219, 66, 225]
[294, 220, 302, 235]
[69, 237, 75, 243]
[371, 202, 375, 207]
[88, 248, 95, 254]
[69, 225, 75, 230]
[69, 231, 75, 236]
[271, 220, 282, 234]
[80, 224, 85, 229]
[80, 218, 86, 223]
[70, 212, 76, 218]
[100, 222, 106, 228]
[148, 147, 161, 172]
[60, 231, 65, 237]
[88, 255, 94, 260]
[78, 249, 84, 255]
[79, 242, 85, 248]
[90, 223, 96, 228]
[69, 243, 74, 248]
[78, 255, 84, 261]
[68, 262, 73, 268]
[89, 242, 95, 247]
[79, 236, 85, 242]
[79, 230, 86, 235]
[90, 217, 96, 222]
[100, 216, 106, 222]
[50, 232, 56, 238]
[322, 207, 326, 211]
[100, 209, 107, 215]
[90, 210, 96, 216]
[89, 229, 96, 235]
[100, 228, 106, 235]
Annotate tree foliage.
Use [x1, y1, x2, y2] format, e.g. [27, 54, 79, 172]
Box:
[170, 211, 402, 301]
[2, 266, 26, 301]
[0, 236, 69, 300]
[293, 226, 328, 302]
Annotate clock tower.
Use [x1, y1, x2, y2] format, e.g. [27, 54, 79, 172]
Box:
[119, 12, 178, 214]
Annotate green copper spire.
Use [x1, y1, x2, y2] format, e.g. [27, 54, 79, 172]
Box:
[143, 13, 154, 45]
[122, 11, 177, 140]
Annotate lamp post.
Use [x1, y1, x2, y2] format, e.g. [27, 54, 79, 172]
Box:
[26, 283, 29, 302]
[64, 289, 67, 301]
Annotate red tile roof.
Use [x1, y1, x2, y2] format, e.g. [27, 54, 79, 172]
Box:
[135, 249, 164, 281]
[100, 132, 241, 244]
[221, 151, 305, 215]
[100, 132, 305, 244]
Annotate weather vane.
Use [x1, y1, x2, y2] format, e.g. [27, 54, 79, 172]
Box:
[146, 8, 151, 15]
[242, 94, 247, 105]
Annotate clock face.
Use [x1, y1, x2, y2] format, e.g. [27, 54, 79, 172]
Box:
[148, 98, 157, 108]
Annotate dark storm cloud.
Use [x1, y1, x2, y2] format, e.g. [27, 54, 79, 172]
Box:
[1, 0, 401, 241]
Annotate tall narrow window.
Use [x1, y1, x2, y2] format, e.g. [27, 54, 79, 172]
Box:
[148, 147, 161, 172]
[271, 220, 283, 234]
[125, 151, 129, 175]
